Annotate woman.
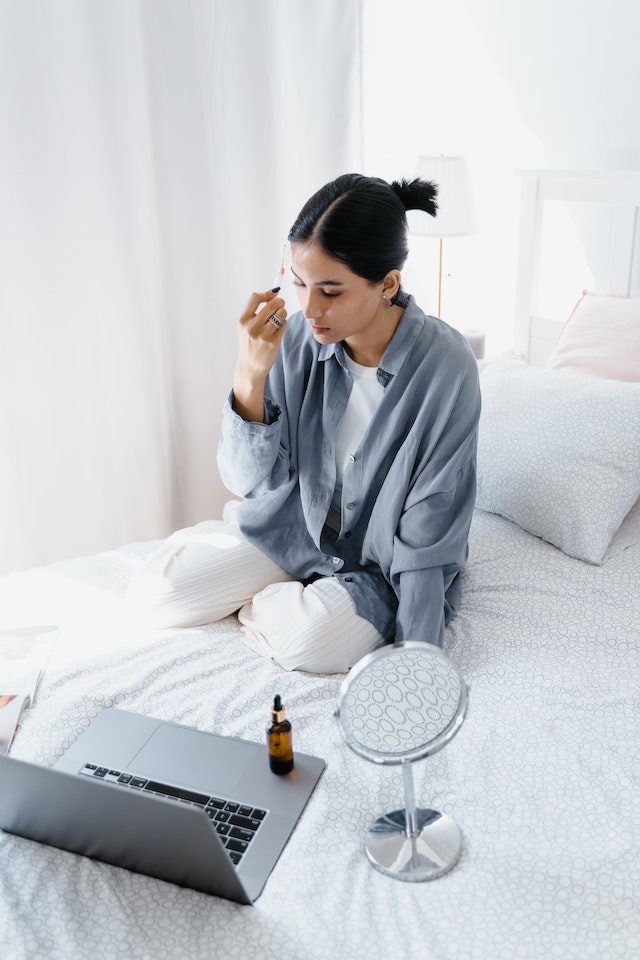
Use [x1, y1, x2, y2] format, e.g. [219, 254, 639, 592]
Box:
[126, 174, 481, 674]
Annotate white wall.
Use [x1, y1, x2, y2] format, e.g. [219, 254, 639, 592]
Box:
[362, 0, 640, 357]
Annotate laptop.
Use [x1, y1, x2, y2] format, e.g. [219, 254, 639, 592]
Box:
[0, 707, 326, 904]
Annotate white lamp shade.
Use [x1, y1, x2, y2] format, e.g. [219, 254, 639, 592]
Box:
[407, 154, 477, 238]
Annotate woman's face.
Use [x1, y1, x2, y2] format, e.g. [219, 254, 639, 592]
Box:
[290, 241, 399, 342]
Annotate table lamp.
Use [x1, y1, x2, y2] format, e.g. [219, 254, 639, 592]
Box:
[407, 154, 478, 325]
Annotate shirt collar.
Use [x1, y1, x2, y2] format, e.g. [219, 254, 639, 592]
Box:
[316, 292, 425, 382]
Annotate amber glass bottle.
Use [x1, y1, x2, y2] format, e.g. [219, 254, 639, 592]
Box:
[266, 694, 294, 774]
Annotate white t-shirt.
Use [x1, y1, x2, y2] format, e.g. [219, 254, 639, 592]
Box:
[323, 348, 385, 538]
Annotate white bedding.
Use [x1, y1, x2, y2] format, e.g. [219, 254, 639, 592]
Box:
[1, 501, 639, 960]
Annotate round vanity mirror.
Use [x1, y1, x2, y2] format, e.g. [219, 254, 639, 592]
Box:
[334, 640, 469, 881]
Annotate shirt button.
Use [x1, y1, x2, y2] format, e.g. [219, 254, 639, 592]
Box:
[344, 576, 354, 582]
[346, 502, 356, 510]
[347, 454, 355, 463]
[332, 557, 341, 565]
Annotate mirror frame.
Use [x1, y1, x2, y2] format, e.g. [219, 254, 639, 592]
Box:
[334, 640, 470, 766]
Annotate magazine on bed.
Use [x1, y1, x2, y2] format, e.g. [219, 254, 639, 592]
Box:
[0, 625, 59, 755]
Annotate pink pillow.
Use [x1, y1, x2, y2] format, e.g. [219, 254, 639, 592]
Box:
[546, 290, 640, 382]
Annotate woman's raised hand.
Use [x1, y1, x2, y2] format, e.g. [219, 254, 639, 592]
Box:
[235, 289, 288, 382]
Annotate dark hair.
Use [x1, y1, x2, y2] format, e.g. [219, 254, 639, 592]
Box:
[287, 174, 438, 307]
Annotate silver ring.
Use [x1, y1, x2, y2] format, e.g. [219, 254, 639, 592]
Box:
[269, 314, 285, 329]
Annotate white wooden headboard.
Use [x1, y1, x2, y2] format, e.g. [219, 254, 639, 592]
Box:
[513, 168, 640, 365]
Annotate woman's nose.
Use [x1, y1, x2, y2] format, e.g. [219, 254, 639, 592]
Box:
[301, 291, 324, 321]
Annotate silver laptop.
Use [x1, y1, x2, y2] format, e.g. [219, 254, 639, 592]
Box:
[0, 707, 326, 904]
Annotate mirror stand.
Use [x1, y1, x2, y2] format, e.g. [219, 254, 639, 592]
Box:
[365, 763, 462, 881]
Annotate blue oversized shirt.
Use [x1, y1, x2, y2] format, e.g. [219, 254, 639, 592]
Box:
[216, 292, 481, 647]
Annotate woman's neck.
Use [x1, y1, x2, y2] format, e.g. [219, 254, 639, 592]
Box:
[343, 304, 405, 366]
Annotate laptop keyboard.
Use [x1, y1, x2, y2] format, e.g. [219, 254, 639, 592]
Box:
[78, 762, 267, 866]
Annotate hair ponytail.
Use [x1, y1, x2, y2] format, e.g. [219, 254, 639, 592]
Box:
[288, 173, 438, 308]
[390, 177, 438, 217]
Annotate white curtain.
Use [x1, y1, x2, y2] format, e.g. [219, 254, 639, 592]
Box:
[0, 0, 362, 575]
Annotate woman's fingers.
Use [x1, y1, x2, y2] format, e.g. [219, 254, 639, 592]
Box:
[252, 296, 286, 329]
[235, 290, 288, 381]
[240, 289, 280, 324]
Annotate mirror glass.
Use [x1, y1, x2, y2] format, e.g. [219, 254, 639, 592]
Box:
[339, 646, 463, 761]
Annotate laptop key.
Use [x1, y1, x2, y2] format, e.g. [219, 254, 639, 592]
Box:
[224, 802, 239, 813]
[215, 823, 230, 836]
[229, 827, 253, 843]
[252, 808, 267, 820]
[214, 810, 230, 823]
[226, 838, 248, 854]
[94, 768, 108, 777]
[117, 774, 132, 784]
[206, 798, 226, 810]
[130, 778, 147, 788]
[238, 805, 253, 817]
[228, 851, 242, 865]
[228, 814, 260, 831]
[143, 781, 209, 805]
[85, 764, 97, 771]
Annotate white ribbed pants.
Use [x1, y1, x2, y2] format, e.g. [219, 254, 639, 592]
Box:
[124, 499, 385, 674]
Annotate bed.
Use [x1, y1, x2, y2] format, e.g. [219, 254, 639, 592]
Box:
[1, 169, 639, 959]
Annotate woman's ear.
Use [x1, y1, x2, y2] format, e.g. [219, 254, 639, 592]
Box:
[382, 269, 401, 299]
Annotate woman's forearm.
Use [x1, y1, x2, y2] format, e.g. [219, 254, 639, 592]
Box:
[232, 368, 267, 423]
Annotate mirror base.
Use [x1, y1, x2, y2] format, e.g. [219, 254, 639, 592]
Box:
[365, 807, 462, 881]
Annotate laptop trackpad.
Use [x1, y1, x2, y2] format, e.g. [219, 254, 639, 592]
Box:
[129, 724, 260, 797]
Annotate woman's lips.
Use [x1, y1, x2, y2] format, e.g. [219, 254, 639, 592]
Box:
[310, 324, 329, 332]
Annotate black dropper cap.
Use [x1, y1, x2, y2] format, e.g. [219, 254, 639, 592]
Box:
[271, 694, 285, 723]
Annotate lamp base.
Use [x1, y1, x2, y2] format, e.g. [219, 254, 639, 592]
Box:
[364, 807, 462, 881]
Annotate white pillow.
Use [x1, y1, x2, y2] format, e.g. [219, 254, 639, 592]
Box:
[547, 290, 640, 382]
[476, 355, 640, 564]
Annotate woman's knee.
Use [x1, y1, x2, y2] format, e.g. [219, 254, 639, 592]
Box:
[124, 567, 236, 629]
[124, 515, 298, 630]
[237, 578, 385, 674]
[124, 528, 242, 629]
[289, 615, 384, 673]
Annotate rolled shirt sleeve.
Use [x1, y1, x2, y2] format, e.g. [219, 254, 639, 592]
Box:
[216, 348, 292, 499]
[389, 362, 481, 647]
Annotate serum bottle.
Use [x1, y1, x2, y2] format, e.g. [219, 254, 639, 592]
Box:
[267, 694, 294, 774]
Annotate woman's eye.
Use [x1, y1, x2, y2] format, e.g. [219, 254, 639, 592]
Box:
[292, 280, 340, 298]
